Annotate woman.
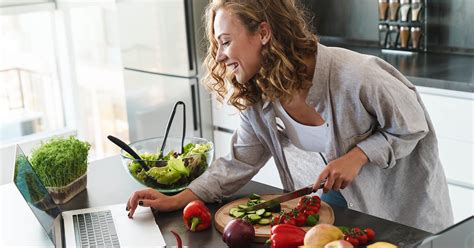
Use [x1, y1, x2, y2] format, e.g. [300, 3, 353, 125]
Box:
[126, 0, 453, 233]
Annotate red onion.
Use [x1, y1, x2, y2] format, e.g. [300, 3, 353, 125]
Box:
[222, 219, 255, 248]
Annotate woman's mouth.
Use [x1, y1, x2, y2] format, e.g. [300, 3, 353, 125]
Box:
[227, 63, 239, 73]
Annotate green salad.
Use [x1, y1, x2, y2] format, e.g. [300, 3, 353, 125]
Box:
[126, 143, 212, 189]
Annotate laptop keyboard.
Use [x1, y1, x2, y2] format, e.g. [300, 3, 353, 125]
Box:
[73, 210, 120, 247]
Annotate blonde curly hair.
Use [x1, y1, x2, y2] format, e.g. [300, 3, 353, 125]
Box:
[203, 0, 318, 110]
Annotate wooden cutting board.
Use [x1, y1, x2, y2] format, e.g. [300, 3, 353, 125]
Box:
[214, 194, 335, 243]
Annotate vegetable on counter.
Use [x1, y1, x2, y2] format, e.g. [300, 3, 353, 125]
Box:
[339, 226, 376, 247]
[367, 241, 398, 248]
[269, 224, 306, 248]
[304, 223, 344, 248]
[127, 142, 212, 189]
[30, 136, 90, 187]
[170, 230, 183, 248]
[228, 193, 279, 225]
[222, 219, 255, 248]
[271, 195, 321, 227]
[183, 200, 211, 232]
[324, 240, 354, 248]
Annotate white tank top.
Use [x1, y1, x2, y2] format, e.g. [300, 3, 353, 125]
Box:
[273, 100, 329, 152]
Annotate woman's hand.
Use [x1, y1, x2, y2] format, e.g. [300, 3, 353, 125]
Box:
[314, 147, 369, 193]
[126, 188, 200, 218]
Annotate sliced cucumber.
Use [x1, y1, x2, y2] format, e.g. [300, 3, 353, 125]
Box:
[233, 211, 245, 218]
[263, 211, 273, 217]
[248, 214, 261, 221]
[248, 193, 261, 200]
[256, 209, 266, 216]
[229, 207, 239, 216]
[266, 203, 281, 213]
[242, 215, 253, 223]
[258, 218, 271, 225]
[238, 204, 248, 209]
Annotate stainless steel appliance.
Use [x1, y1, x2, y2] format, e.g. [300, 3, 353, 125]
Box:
[117, 0, 208, 142]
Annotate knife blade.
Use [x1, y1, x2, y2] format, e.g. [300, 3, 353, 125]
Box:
[243, 182, 325, 212]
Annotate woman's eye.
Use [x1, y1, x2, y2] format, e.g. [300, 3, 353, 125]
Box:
[222, 41, 230, 46]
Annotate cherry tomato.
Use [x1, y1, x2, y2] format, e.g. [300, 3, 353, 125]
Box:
[285, 218, 296, 226]
[364, 228, 376, 241]
[303, 208, 317, 216]
[352, 227, 362, 233]
[345, 235, 359, 247]
[294, 213, 307, 226]
[271, 215, 280, 226]
[295, 203, 303, 210]
[356, 233, 368, 245]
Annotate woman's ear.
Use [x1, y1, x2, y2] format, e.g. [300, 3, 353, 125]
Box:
[259, 22, 271, 45]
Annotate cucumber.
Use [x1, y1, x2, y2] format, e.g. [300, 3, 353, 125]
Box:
[238, 204, 248, 209]
[248, 193, 261, 200]
[266, 203, 281, 213]
[248, 214, 261, 221]
[246, 210, 256, 214]
[256, 209, 266, 216]
[233, 211, 245, 218]
[242, 215, 253, 223]
[258, 218, 271, 225]
[263, 211, 273, 217]
[229, 207, 239, 216]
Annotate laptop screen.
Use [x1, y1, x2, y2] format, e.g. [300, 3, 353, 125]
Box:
[13, 145, 62, 243]
[417, 216, 474, 247]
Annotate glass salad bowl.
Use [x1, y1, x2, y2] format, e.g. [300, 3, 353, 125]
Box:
[120, 136, 213, 194]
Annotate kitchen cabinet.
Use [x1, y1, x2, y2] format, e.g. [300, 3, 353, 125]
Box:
[418, 86, 474, 223]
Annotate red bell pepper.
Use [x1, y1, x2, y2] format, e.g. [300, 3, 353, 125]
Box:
[270, 224, 306, 248]
[182, 200, 211, 232]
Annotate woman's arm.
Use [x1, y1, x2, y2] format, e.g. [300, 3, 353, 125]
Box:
[314, 147, 369, 192]
[127, 188, 200, 217]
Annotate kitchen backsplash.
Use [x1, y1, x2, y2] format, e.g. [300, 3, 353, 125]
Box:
[301, 0, 474, 54]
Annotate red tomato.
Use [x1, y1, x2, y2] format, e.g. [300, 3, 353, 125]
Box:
[345, 235, 359, 247]
[303, 208, 317, 216]
[285, 218, 296, 226]
[295, 203, 303, 210]
[356, 233, 368, 245]
[364, 228, 376, 241]
[271, 215, 280, 226]
[352, 227, 362, 233]
[294, 213, 307, 226]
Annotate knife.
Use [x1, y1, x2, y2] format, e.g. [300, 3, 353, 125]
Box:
[243, 182, 325, 212]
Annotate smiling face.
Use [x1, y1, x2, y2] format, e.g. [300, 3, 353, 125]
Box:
[213, 8, 265, 84]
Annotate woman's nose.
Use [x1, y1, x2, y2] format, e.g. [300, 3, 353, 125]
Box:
[216, 46, 226, 63]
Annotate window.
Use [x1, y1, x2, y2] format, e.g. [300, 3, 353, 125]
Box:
[0, 10, 65, 143]
[64, 5, 129, 159]
[1, 3, 129, 160]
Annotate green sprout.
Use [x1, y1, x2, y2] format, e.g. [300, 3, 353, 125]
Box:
[30, 136, 91, 187]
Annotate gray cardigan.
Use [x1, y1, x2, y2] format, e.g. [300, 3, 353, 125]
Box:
[189, 44, 453, 233]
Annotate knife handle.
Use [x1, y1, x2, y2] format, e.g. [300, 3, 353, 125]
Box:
[311, 180, 327, 192]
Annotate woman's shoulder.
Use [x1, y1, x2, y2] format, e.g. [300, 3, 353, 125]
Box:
[320, 45, 409, 90]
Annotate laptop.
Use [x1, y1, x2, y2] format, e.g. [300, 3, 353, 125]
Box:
[13, 145, 166, 248]
[417, 215, 474, 248]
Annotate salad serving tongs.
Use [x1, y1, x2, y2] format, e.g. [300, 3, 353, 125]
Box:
[107, 101, 186, 172]
[107, 135, 151, 171]
[156, 101, 187, 164]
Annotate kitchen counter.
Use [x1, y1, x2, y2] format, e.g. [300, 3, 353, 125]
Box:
[320, 39, 474, 93]
[156, 182, 432, 248]
[60, 156, 432, 248]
